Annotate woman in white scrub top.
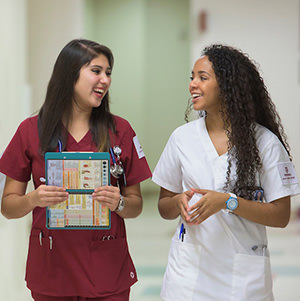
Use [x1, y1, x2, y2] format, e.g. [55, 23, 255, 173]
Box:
[152, 44, 300, 301]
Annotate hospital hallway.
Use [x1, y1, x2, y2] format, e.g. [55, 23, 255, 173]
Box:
[126, 193, 300, 301]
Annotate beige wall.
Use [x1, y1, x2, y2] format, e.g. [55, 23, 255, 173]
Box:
[0, 0, 27, 151]
[28, 0, 84, 112]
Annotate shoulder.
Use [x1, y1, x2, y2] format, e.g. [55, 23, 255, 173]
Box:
[255, 123, 288, 160]
[170, 117, 203, 142]
[173, 118, 201, 134]
[111, 115, 137, 146]
[9, 115, 39, 141]
[113, 115, 133, 132]
[18, 115, 38, 132]
[255, 123, 282, 150]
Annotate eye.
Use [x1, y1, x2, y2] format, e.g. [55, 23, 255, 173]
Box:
[190, 76, 194, 81]
[106, 71, 112, 77]
[92, 68, 100, 74]
[200, 76, 207, 81]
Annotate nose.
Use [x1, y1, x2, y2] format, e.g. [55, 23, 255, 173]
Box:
[99, 73, 110, 85]
[189, 78, 198, 91]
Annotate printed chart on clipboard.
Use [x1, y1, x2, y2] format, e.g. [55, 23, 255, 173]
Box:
[45, 152, 111, 230]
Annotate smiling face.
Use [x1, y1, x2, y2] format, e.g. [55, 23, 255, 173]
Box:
[73, 54, 112, 112]
[189, 56, 221, 114]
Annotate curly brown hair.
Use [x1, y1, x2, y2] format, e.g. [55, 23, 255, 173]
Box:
[201, 44, 290, 199]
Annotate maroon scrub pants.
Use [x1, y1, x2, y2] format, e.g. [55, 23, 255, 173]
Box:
[31, 289, 130, 301]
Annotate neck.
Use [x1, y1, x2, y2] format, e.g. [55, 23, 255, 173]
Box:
[62, 104, 91, 141]
[205, 111, 230, 156]
[68, 102, 91, 126]
[205, 111, 226, 133]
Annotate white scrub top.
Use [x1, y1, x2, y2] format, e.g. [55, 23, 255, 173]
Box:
[152, 117, 300, 301]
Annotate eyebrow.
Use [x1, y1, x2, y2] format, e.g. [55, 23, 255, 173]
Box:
[90, 64, 112, 70]
[191, 70, 210, 76]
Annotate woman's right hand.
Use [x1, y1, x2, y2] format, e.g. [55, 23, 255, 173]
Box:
[175, 190, 195, 223]
[28, 185, 68, 208]
[158, 187, 194, 220]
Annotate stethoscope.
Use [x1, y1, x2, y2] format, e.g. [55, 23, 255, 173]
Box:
[57, 139, 126, 186]
[109, 146, 127, 186]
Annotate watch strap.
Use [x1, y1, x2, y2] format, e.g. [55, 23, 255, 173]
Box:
[115, 194, 125, 212]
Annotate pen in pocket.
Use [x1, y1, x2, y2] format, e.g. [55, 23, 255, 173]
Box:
[179, 223, 186, 242]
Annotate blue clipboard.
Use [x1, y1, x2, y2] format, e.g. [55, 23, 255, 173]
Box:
[45, 152, 111, 230]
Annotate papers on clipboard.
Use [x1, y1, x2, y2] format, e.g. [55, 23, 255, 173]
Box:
[45, 152, 111, 230]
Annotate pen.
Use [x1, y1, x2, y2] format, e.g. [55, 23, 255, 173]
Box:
[58, 139, 62, 152]
[179, 223, 186, 242]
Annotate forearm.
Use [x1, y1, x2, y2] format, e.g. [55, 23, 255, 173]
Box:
[189, 189, 290, 227]
[234, 196, 290, 228]
[1, 192, 34, 219]
[116, 194, 142, 219]
[114, 183, 143, 219]
[158, 195, 181, 220]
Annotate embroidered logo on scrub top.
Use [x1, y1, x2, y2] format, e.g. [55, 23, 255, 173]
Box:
[133, 136, 145, 159]
[277, 162, 299, 185]
[130, 271, 135, 279]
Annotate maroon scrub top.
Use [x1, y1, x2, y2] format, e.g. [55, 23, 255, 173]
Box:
[0, 115, 152, 298]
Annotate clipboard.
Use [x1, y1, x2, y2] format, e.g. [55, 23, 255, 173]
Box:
[45, 152, 111, 230]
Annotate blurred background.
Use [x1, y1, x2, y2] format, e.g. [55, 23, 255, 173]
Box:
[0, 0, 300, 300]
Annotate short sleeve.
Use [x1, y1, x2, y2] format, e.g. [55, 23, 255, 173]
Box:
[116, 119, 152, 187]
[152, 131, 183, 193]
[259, 136, 300, 202]
[0, 121, 32, 182]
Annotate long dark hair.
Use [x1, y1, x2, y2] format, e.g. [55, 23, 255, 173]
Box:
[38, 39, 115, 153]
[202, 44, 290, 199]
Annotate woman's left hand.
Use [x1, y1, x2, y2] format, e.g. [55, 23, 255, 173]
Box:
[187, 188, 228, 224]
[92, 185, 121, 211]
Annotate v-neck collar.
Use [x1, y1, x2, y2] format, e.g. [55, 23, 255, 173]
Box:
[61, 122, 92, 147]
[68, 130, 91, 144]
[66, 130, 93, 150]
[196, 117, 228, 159]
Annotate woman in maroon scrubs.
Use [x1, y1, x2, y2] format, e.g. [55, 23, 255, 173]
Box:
[0, 39, 152, 300]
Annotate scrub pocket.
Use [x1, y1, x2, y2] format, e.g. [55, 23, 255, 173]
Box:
[25, 228, 55, 291]
[161, 239, 202, 300]
[231, 253, 274, 301]
[91, 237, 137, 294]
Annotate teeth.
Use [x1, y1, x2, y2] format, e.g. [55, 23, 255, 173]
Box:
[192, 94, 201, 98]
[94, 88, 104, 94]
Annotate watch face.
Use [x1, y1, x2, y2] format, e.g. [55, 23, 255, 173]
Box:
[227, 197, 238, 210]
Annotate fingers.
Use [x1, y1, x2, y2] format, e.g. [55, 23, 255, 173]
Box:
[191, 188, 208, 195]
[92, 185, 120, 211]
[187, 205, 208, 225]
[186, 191, 227, 224]
[33, 185, 69, 207]
[178, 190, 194, 222]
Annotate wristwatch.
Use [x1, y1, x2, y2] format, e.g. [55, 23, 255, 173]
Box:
[115, 194, 125, 212]
[226, 193, 238, 213]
